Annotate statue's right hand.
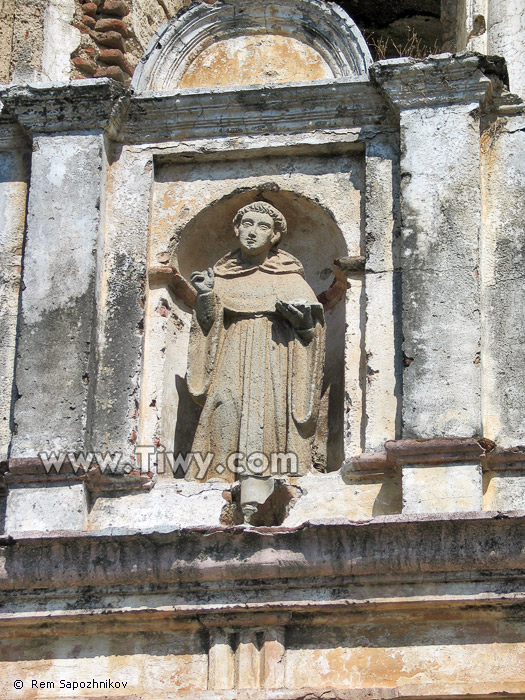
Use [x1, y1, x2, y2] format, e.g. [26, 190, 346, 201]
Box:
[191, 268, 215, 294]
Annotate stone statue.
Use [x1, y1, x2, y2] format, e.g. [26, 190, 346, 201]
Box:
[186, 202, 325, 520]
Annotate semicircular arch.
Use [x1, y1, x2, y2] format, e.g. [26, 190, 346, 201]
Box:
[132, 0, 372, 92]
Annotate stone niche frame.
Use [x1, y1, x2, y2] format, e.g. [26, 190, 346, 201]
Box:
[133, 108, 402, 477]
[144, 156, 361, 474]
[132, 0, 373, 92]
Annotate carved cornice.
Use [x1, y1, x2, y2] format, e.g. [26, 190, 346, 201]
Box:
[0, 54, 510, 143]
[6, 456, 155, 495]
[485, 446, 525, 471]
[42, 690, 525, 700]
[0, 78, 127, 135]
[343, 437, 525, 473]
[121, 78, 393, 143]
[1, 513, 524, 612]
[0, 77, 394, 143]
[370, 53, 504, 111]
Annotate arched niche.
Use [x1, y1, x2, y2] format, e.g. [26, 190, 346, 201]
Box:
[132, 0, 372, 92]
[161, 188, 348, 473]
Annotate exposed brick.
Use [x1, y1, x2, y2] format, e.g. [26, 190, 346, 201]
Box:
[82, 2, 98, 17]
[83, 0, 102, 4]
[99, 48, 133, 76]
[73, 22, 91, 35]
[72, 56, 97, 76]
[94, 65, 127, 83]
[101, 0, 130, 17]
[84, 45, 97, 57]
[94, 17, 128, 36]
[89, 30, 125, 51]
[82, 15, 97, 29]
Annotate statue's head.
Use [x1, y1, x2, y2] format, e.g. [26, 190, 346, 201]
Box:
[233, 202, 287, 257]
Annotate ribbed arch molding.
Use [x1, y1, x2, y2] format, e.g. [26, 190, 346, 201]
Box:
[132, 0, 373, 92]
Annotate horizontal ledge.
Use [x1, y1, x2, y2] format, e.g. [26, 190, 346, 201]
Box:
[70, 686, 525, 700]
[1, 53, 512, 142]
[6, 437, 525, 491]
[5, 457, 155, 494]
[0, 594, 523, 637]
[1, 512, 524, 594]
[344, 437, 525, 472]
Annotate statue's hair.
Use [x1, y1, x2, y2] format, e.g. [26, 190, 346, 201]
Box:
[233, 202, 287, 239]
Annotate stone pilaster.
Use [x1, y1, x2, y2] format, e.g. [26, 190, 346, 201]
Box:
[372, 54, 496, 439]
[480, 103, 525, 447]
[0, 81, 125, 532]
[0, 80, 125, 461]
[0, 114, 29, 463]
[364, 133, 401, 451]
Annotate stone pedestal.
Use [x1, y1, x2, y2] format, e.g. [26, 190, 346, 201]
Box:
[386, 437, 485, 514]
[403, 462, 483, 514]
[6, 483, 88, 533]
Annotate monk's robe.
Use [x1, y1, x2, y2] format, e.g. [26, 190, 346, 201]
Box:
[186, 248, 325, 482]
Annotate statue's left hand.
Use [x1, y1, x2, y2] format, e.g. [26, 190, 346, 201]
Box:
[276, 300, 314, 330]
[191, 268, 215, 294]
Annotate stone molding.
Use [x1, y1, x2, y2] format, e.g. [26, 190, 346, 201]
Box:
[200, 612, 292, 630]
[1, 513, 524, 608]
[0, 54, 510, 142]
[131, 0, 372, 93]
[0, 110, 28, 150]
[344, 437, 525, 473]
[385, 436, 493, 465]
[26, 690, 521, 700]
[371, 53, 505, 110]
[5, 438, 524, 493]
[5, 456, 155, 494]
[0, 78, 126, 135]
[485, 446, 525, 471]
[0, 77, 392, 141]
[121, 78, 393, 142]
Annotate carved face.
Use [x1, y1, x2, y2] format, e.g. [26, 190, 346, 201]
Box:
[236, 212, 277, 257]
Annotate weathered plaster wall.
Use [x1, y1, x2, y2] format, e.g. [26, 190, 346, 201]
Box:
[2, 610, 524, 696]
[131, 0, 188, 53]
[481, 108, 525, 446]
[487, 0, 525, 98]
[0, 0, 16, 83]
[0, 125, 28, 463]
[178, 35, 333, 89]
[1, 627, 208, 698]
[11, 133, 106, 458]
[8, 0, 48, 82]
